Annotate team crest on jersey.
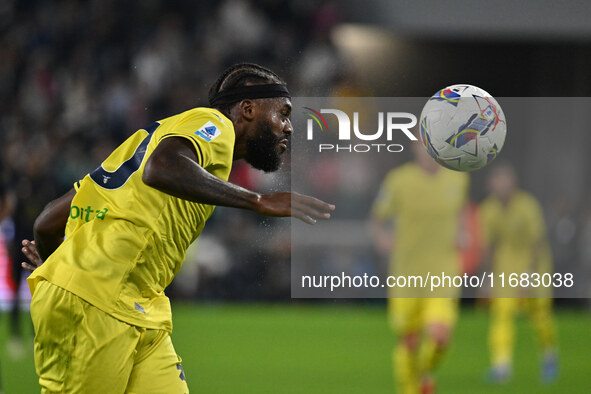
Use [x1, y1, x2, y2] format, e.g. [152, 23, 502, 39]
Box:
[194, 121, 221, 142]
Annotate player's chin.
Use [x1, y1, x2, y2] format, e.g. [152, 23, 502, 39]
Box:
[250, 154, 282, 173]
[266, 154, 284, 173]
[277, 141, 288, 154]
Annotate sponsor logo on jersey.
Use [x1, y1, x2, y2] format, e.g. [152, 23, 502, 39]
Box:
[70, 205, 108, 222]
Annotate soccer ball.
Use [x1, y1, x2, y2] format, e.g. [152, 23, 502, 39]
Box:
[419, 84, 507, 171]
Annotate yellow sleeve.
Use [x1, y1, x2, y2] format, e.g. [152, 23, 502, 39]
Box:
[157, 112, 233, 171]
[372, 170, 400, 219]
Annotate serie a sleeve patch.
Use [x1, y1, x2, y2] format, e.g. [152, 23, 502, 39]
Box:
[194, 121, 221, 142]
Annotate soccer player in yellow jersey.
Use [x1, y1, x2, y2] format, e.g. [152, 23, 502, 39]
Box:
[20, 63, 334, 393]
[371, 143, 468, 394]
[480, 163, 558, 383]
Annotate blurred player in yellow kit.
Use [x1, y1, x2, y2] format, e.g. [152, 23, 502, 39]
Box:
[480, 163, 558, 383]
[20, 64, 334, 393]
[371, 142, 468, 394]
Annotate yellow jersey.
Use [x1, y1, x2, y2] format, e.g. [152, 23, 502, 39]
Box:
[28, 107, 235, 332]
[372, 163, 468, 278]
[480, 190, 547, 274]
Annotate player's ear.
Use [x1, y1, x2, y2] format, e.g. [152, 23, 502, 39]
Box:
[239, 99, 255, 122]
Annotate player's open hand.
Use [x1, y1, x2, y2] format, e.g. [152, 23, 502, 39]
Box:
[21, 239, 43, 273]
[255, 192, 335, 224]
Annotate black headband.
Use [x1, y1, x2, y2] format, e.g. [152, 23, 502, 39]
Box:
[209, 84, 291, 106]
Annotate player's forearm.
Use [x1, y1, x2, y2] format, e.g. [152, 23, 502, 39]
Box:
[370, 216, 394, 254]
[33, 188, 75, 260]
[143, 149, 262, 211]
[34, 232, 65, 261]
[143, 137, 334, 223]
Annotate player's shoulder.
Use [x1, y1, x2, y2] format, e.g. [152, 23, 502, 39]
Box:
[480, 195, 501, 212]
[157, 107, 235, 145]
[391, 162, 416, 178]
[175, 107, 233, 130]
[514, 190, 541, 210]
[382, 162, 414, 187]
[440, 167, 469, 188]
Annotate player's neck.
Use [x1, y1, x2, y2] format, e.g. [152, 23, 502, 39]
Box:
[226, 111, 248, 160]
[499, 191, 516, 206]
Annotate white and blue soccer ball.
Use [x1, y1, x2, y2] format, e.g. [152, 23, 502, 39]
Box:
[419, 84, 507, 172]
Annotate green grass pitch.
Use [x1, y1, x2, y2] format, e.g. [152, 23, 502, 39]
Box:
[1, 304, 590, 393]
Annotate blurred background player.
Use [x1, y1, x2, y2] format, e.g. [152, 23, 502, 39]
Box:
[480, 162, 558, 383]
[371, 142, 469, 394]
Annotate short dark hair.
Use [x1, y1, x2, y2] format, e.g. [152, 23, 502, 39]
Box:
[208, 63, 285, 115]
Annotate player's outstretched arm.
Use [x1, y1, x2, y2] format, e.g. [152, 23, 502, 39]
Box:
[143, 137, 334, 224]
[369, 215, 394, 256]
[32, 188, 76, 260]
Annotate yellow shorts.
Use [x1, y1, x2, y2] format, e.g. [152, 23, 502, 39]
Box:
[388, 298, 459, 334]
[30, 280, 189, 394]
